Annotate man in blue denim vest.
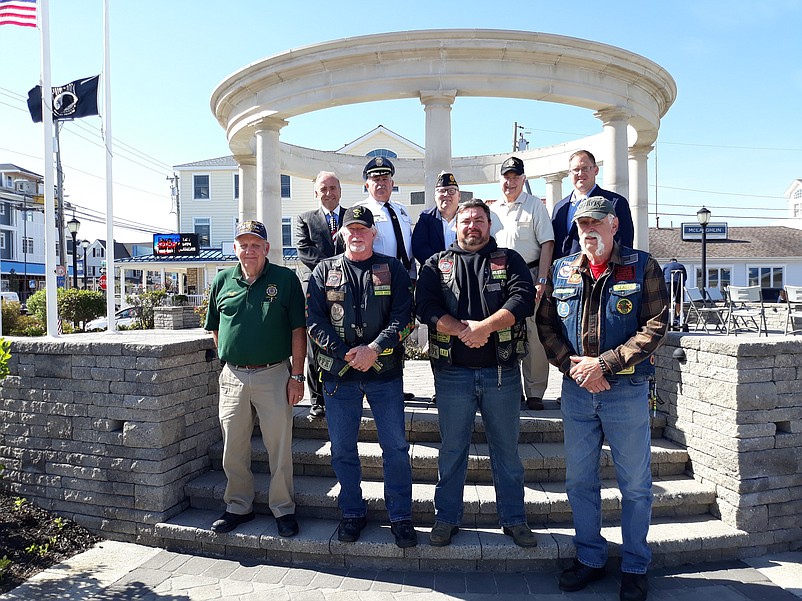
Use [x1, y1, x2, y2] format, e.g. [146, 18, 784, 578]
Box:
[537, 197, 668, 601]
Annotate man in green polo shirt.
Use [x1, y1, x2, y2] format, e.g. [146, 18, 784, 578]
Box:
[204, 219, 307, 537]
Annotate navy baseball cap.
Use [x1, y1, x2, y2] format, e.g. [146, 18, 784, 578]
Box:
[500, 156, 525, 175]
[235, 220, 268, 240]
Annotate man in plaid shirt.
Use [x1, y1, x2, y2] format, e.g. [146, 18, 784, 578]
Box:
[536, 197, 668, 601]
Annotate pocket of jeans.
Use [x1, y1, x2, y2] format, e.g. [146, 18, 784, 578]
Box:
[628, 376, 649, 385]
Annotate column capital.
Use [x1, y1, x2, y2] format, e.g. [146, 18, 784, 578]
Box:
[253, 115, 289, 133]
[233, 154, 256, 167]
[544, 171, 569, 183]
[419, 90, 457, 108]
[628, 145, 654, 160]
[593, 107, 631, 125]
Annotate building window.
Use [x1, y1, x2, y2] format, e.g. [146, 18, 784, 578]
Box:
[0, 204, 5, 216]
[194, 217, 211, 247]
[0, 232, 5, 250]
[193, 174, 210, 200]
[22, 209, 33, 221]
[794, 189, 802, 199]
[233, 173, 239, 200]
[366, 148, 398, 159]
[23, 237, 34, 254]
[748, 266, 783, 289]
[695, 266, 731, 290]
[281, 174, 290, 198]
[794, 203, 802, 218]
[282, 217, 292, 247]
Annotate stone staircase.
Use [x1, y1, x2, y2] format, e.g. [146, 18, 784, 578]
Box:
[155, 363, 754, 572]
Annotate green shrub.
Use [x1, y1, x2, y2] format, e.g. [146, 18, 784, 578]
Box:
[194, 289, 210, 327]
[10, 315, 45, 337]
[1, 301, 23, 335]
[24, 289, 105, 332]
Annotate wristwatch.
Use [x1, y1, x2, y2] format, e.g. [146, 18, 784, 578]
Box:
[537, 277, 547, 285]
[290, 374, 305, 383]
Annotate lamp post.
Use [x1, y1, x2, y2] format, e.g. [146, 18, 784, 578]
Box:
[81, 240, 90, 289]
[697, 207, 711, 294]
[66, 216, 81, 289]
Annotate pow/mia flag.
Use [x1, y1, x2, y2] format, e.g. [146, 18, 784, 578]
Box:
[27, 75, 100, 123]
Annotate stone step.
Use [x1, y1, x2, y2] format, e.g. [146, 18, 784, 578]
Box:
[289, 402, 666, 443]
[154, 510, 759, 572]
[207, 436, 689, 483]
[185, 471, 713, 526]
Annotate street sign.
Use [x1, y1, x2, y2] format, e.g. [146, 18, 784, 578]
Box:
[55, 265, 66, 277]
[57, 276, 65, 288]
[99, 274, 107, 290]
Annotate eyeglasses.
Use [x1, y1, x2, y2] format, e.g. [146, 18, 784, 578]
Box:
[436, 187, 459, 196]
[570, 166, 595, 175]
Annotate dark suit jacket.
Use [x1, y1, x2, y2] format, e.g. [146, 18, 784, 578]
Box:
[551, 185, 634, 260]
[295, 207, 346, 284]
[411, 206, 447, 266]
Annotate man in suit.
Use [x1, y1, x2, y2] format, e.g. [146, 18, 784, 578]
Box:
[295, 171, 346, 419]
[551, 150, 634, 261]
[412, 171, 460, 268]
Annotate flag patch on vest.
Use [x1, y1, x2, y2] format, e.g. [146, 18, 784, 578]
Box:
[614, 266, 635, 281]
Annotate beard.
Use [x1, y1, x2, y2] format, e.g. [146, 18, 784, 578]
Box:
[581, 231, 606, 257]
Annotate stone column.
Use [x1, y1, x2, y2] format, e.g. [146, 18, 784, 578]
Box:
[254, 117, 288, 265]
[594, 108, 631, 199]
[420, 90, 457, 208]
[544, 171, 568, 216]
[234, 154, 257, 224]
[628, 145, 653, 251]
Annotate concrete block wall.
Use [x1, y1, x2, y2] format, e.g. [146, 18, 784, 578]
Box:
[154, 306, 202, 330]
[655, 334, 802, 551]
[0, 331, 221, 545]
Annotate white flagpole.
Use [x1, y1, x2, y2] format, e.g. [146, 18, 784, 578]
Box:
[103, 0, 115, 331]
[40, 0, 59, 337]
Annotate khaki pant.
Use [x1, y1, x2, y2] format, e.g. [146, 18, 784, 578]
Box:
[522, 309, 549, 399]
[218, 362, 295, 517]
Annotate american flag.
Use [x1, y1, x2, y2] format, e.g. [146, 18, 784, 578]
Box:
[0, 0, 36, 28]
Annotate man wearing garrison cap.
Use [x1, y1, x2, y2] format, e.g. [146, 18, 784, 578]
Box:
[412, 171, 461, 268]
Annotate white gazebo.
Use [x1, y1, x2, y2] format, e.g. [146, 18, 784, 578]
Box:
[211, 30, 677, 261]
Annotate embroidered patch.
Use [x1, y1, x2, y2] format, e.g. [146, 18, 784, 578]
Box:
[498, 328, 512, 342]
[325, 270, 342, 287]
[567, 273, 582, 284]
[614, 266, 635, 281]
[558, 265, 572, 279]
[616, 298, 633, 314]
[438, 258, 454, 274]
[622, 253, 638, 265]
[487, 282, 501, 292]
[612, 283, 639, 293]
[326, 290, 345, 302]
[372, 263, 392, 296]
[330, 303, 345, 323]
[266, 284, 278, 298]
[490, 256, 507, 280]
[557, 302, 571, 318]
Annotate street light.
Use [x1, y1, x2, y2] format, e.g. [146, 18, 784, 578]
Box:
[66, 216, 81, 289]
[697, 207, 711, 294]
[81, 239, 90, 289]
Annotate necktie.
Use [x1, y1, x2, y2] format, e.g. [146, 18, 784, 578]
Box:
[329, 211, 338, 237]
[384, 203, 411, 270]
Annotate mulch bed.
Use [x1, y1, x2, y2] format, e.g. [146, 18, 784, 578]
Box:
[0, 491, 103, 595]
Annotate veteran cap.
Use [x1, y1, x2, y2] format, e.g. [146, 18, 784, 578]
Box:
[572, 196, 617, 221]
[500, 156, 525, 175]
[341, 205, 375, 228]
[435, 171, 459, 189]
[235, 220, 268, 240]
[363, 156, 395, 179]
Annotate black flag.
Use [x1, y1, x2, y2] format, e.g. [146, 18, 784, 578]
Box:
[27, 75, 100, 123]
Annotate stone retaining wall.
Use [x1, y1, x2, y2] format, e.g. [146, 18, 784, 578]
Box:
[0, 331, 220, 545]
[655, 333, 802, 552]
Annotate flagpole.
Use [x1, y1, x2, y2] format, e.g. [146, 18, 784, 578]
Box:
[40, 0, 59, 337]
[103, 0, 115, 331]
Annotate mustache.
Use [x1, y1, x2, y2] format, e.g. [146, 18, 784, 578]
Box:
[581, 231, 606, 257]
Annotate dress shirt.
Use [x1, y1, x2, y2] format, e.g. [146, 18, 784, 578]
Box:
[489, 191, 554, 264]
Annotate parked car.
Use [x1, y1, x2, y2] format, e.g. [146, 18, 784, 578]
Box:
[0, 291, 25, 314]
[86, 307, 138, 331]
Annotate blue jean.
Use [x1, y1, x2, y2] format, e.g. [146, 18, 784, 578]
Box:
[323, 375, 412, 522]
[433, 364, 526, 527]
[561, 376, 653, 574]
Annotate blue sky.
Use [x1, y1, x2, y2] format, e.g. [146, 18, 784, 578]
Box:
[1, 0, 801, 241]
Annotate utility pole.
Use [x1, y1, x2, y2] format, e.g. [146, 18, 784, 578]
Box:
[167, 173, 180, 232]
[512, 122, 533, 195]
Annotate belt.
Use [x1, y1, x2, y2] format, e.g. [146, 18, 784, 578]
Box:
[527, 261, 538, 269]
[228, 360, 284, 370]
